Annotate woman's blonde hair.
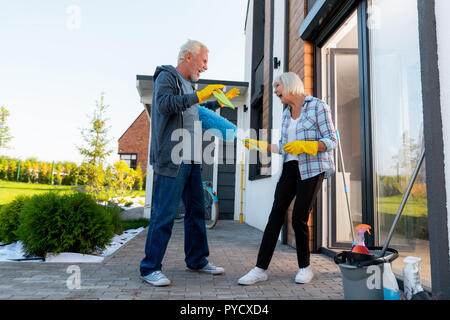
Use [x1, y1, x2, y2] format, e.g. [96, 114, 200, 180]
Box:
[273, 72, 305, 95]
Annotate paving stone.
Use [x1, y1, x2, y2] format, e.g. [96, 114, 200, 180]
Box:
[0, 221, 344, 300]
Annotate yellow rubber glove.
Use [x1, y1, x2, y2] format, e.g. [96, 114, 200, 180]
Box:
[196, 84, 225, 104]
[243, 139, 268, 152]
[282, 141, 318, 156]
[218, 88, 240, 107]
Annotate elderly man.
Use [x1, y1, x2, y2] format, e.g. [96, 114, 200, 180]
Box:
[140, 40, 239, 286]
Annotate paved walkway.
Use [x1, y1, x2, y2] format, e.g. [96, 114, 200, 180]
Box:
[0, 221, 344, 300]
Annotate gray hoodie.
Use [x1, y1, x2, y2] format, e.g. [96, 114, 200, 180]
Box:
[149, 65, 219, 177]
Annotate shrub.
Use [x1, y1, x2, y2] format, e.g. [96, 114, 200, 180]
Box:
[121, 218, 149, 231]
[0, 157, 8, 180]
[18, 192, 114, 257]
[124, 200, 133, 207]
[110, 161, 136, 197]
[102, 201, 123, 235]
[380, 176, 401, 197]
[7, 160, 18, 181]
[62, 162, 77, 185]
[411, 183, 427, 199]
[54, 163, 63, 185]
[38, 162, 50, 184]
[133, 166, 144, 191]
[0, 195, 30, 243]
[19, 160, 32, 183]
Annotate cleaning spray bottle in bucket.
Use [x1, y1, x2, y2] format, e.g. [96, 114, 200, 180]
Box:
[351, 224, 371, 254]
[403, 256, 425, 300]
[382, 262, 400, 300]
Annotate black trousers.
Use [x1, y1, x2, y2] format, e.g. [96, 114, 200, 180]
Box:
[256, 161, 324, 270]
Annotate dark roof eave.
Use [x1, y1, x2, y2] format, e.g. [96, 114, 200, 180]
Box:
[136, 75, 248, 88]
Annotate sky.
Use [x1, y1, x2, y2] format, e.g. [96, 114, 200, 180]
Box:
[0, 0, 248, 165]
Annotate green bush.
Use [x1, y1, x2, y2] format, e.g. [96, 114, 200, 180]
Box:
[380, 212, 429, 240]
[0, 195, 30, 243]
[380, 176, 401, 197]
[121, 218, 149, 231]
[102, 201, 123, 235]
[18, 192, 114, 257]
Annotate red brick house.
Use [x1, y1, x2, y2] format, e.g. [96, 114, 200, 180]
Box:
[117, 107, 150, 171]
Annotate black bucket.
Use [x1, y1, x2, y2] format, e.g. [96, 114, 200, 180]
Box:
[334, 247, 399, 300]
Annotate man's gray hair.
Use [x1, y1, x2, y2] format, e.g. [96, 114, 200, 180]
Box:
[177, 40, 209, 64]
[273, 72, 305, 95]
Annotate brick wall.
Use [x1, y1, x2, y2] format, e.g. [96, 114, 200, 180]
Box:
[118, 110, 150, 172]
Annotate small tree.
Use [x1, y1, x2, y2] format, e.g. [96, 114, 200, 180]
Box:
[20, 160, 32, 183]
[7, 159, 17, 181]
[77, 93, 113, 166]
[54, 162, 63, 185]
[38, 162, 50, 184]
[0, 106, 13, 154]
[111, 160, 135, 197]
[30, 160, 39, 183]
[0, 157, 8, 180]
[85, 162, 105, 193]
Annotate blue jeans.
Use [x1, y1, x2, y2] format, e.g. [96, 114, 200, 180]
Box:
[140, 163, 209, 276]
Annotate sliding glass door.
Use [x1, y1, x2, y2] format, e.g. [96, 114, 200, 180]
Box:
[321, 11, 363, 248]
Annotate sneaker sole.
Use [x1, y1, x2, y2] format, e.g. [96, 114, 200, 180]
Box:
[140, 276, 171, 287]
[238, 277, 268, 286]
[295, 276, 313, 284]
[186, 267, 225, 275]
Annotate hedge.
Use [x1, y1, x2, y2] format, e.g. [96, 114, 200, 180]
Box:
[0, 195, 30, 243]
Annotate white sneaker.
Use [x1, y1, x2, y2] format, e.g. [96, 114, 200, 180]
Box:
[188, 262, 225, 275]
[141, 271, 171, 287]
[238, 267, 268, 285]
[295, 265, 314, 284]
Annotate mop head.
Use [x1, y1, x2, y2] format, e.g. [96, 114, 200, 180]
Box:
[198, 106, 237, 142]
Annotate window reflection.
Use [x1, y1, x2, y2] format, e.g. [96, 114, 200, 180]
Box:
[368, 0, 430, 288]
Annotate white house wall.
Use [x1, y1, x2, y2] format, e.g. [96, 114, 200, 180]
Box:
[239, 0, 286, 233]
[235, 0, 253, 223]
[435, 0, 450, 259]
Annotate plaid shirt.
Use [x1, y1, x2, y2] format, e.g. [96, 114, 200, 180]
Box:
[278, 95, 337, 180]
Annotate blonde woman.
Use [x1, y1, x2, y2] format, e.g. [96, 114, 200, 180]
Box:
[240, 72, 337, 285]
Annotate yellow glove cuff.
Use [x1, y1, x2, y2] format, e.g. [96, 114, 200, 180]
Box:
[303, 141, 318, 156]
[282, 141, 318, 156]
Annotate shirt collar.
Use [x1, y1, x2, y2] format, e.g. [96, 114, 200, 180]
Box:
[285, 94, 313, 113]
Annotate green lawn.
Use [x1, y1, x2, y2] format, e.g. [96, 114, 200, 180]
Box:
[0, 181, 76, 205]
[0, 181, 146, 205]
[377, 195, 428, 217]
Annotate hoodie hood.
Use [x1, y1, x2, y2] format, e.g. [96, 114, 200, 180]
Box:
[153, 65, 183, 82]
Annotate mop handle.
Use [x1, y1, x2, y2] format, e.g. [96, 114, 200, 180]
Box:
[381, 148, 425, 257]
[336, 130, 356, 242]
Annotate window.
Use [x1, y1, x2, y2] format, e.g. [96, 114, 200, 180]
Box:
[368, 0, 430, 287]
[249, 96, 264, 178]
[251, 0, 265, 103]
[120, 153, 137, 170]
[249, 0, 268, 180]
